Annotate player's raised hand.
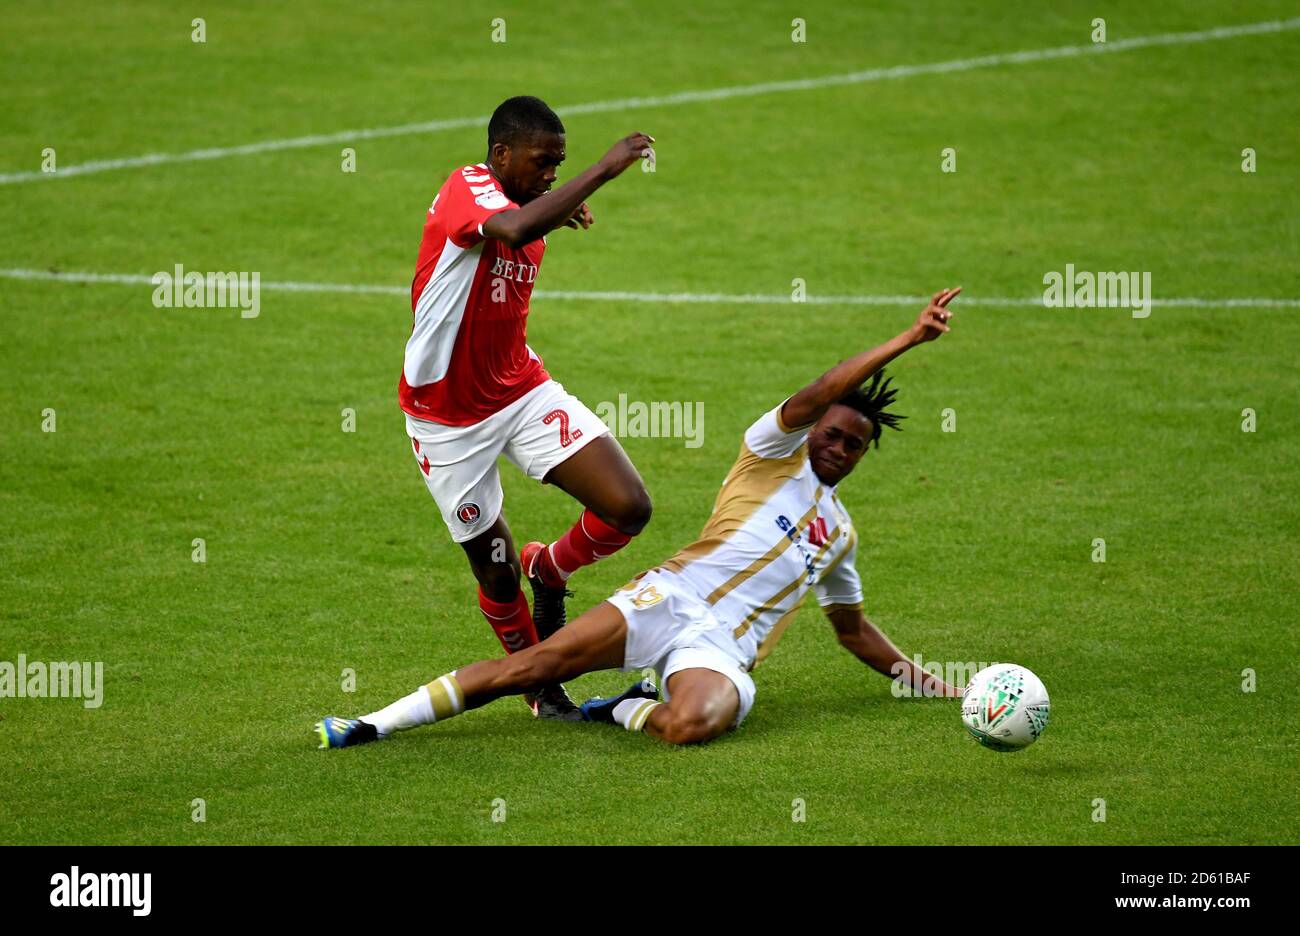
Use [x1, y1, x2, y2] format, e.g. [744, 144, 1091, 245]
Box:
[599, 132, 655, 179]
[562, 202, 594, 230]
[911, 287, 961, 343]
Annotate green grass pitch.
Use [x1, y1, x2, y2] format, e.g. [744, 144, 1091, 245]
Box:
[2, 1, 1297, 844]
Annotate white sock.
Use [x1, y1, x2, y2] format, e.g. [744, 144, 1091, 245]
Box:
[613, 698, 661, 732]
[361, 685, 435, 737]
[362, 672, 465, 737]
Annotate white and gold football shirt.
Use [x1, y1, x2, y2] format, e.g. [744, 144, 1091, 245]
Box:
[658, 401, 864, 668]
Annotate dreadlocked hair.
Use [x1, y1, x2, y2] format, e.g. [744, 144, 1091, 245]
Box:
[836, 370, 906, 448]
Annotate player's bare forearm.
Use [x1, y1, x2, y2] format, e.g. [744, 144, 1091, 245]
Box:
[484, 163, 608, 247]
[828, 608, 961, 697]
[780, 287, 962, 430]
[484, 132, 654, 247]
[781, 331, 916, 430]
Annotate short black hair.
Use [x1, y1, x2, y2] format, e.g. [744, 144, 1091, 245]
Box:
[836, 369, 906, 448]
[487, 96, 565, 149]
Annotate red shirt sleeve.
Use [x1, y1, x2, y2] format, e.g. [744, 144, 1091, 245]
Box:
[439, 165, 517, 249]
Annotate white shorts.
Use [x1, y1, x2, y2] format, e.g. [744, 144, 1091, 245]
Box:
[405, 379, 610, 543]
[606, 568, 757, 728]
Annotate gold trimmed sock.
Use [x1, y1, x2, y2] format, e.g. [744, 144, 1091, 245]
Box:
[424, 672, 466, 721]
[613, 698, 661, 732]
[362, 671, 464, 737]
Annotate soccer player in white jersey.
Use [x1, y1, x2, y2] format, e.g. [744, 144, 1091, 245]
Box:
[319, 289, 965, 749]
[400, 96, 658, 720]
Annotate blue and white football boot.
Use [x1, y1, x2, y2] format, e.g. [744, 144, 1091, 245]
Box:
[315, 716, 379, 749]
[579, 677, 660, 724]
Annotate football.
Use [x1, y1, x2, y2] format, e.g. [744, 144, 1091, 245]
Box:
[961, 664, 1051, 752]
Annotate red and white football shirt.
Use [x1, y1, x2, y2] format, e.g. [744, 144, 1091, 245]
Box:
[399, 163, 549, 426]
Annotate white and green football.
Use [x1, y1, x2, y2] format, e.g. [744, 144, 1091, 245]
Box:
[961, 664, 1050, 752]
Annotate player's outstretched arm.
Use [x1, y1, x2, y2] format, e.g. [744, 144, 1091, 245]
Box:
[779, 287, 961, 431]
[483, 132, 655, 248]
[826, 607, 962, 697]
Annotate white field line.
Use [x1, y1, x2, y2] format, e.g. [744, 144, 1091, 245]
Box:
[3, 268, 1297, 309]
[3, 17, 1298, 185]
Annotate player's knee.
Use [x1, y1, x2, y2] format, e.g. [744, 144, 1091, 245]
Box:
[659, 710, 723, 746]
[606, 486, 653, 536]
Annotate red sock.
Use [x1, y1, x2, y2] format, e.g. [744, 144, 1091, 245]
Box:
[478, 587, 538, 654]
[541, 509, 633, 586]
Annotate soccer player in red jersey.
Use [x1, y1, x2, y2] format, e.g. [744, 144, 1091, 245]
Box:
[399, 96, 656, 719]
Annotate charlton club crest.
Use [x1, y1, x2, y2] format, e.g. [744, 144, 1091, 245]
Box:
[456, 503, 481, 525]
